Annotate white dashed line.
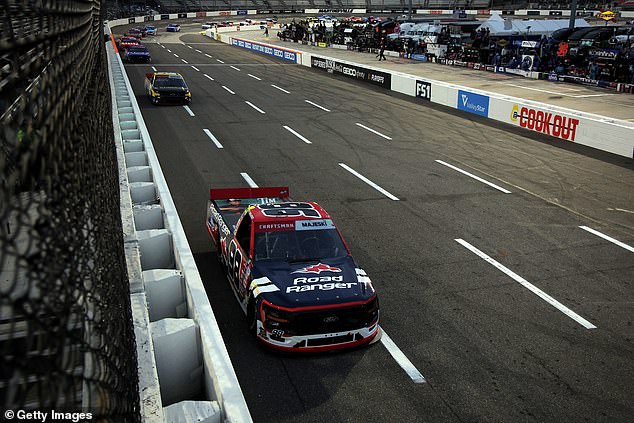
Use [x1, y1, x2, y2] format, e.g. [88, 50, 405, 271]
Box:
[186, 45, 193, 49]
[355, 122, 391, 140]
[248, 74, 262, 81]
[181, 59, 188, 63]
[183, 105, 195, 117]
[173, 54, 179, 57]
[579, 226, 634, 253]
[204, 74, 214, 81]
[283, 126, 312, 144]
[195, 49, 202, 53]
[217, 59, 225, 63]
[167, 49, 172, 53]
[240, 172, 258, 188]
[305, 100, 330, 112]
[230, 65, 241, 71]
[191, 66, 200, 71]
[205, 53, 212, 58]
[203, 129, 223, 149]
[151, 66, 157, 71]
[435, 160, 511, 194]
[455, 238, 597, 329]
[338, 163, 399, 201]
[380, 329, 426, 384]
[222, 86, 235, 94]
[271, 84, 290, 94]
[245, 101, 265, 114]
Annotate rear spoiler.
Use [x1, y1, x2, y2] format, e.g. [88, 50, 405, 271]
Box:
[209, 187, 290, 201]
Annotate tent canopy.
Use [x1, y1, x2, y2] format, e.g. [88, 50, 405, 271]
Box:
[477, 12, 590, 37]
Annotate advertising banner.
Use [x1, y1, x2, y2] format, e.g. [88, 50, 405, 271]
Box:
[231, 38, 301, 63]
[457, 90, 489, 117]
[310, 57, 391, 89]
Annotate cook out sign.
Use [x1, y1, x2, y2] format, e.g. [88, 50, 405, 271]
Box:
[510, 104, 580, 141]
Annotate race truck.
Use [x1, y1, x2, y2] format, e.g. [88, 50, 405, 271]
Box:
[206, 187, 380, 352]
[144, 72, 191, 105]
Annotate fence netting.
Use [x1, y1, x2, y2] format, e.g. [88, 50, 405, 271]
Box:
[0, 1, 140, 421]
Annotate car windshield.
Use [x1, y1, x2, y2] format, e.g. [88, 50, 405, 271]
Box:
[154, 76, 186, 88]
[254, 229, 348, 262]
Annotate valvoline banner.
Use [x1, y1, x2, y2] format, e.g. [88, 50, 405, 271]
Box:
[457, 90, 489, 117]
[231, 38, 301, 64]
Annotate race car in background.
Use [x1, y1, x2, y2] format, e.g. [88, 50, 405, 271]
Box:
[166, 23, 180, 32]
[206, 187, 380, 352]
[144, 25, 157, 35]
[127, 28, 143, 39]
[145, 72, 191, 105]
[123, 45, 151, 62]
[117, 36, 141, 50]
[201, 22, 214, 30]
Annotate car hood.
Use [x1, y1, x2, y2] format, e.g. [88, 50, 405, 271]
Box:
[127, 50, 150, 55]
[251, 256, 375, 308]
[155, 87, 188, 95]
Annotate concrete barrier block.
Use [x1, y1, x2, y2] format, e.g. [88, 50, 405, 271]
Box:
[151, 318, 203, 406]
[143, 269, 187, 321]
[163, 401, 221, 423]
[130, 181, 157, 205]
[125, 151, 148, 167]
[137, 229, 175, 270]
[127, 166, 152, 183]
[134, 204, 165, 231]
[123, 140, 144, 153]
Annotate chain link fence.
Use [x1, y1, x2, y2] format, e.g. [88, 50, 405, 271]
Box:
[0, 1, 140, 421]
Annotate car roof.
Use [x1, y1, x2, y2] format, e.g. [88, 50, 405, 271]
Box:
[249, 202, 333, 227]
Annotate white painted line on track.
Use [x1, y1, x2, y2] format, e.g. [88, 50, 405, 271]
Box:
[217, 59, 225, 63]
[248, 74, 262, 81]
[305, 100, 330, 112]
[245, 101, 266, 114]
[186, 45, 193, 49]
[607, 207, 634, 214]
[151, 66, 157, 71]
[183, 105, 195, 117]
[230, 65, 241, 71]
[204, 74, 214, 81]
[222, 86, 235, 94]
[455, 239, 597, 329]
[203, 129, 223, 149]
[271, 84, 290, 94]
[195, 49, 202, 53]
[191, 66, 200, 71]
[240, 172, 258, 188]
[174, 54, 179, 57]
[205, 53, 212, 58]
[380, 329, 426, 384]
[159, 44, 165, 48]
[579, 226, 634, 253]
[575, 93, 616, 98]
[283, 126, 312, 144]
[355, 122, 392, 140]
[338, 163, 399, 201]
[435, 160, 511, 194]
[167, 49, 172, 53]
[181, 59, 188, 64]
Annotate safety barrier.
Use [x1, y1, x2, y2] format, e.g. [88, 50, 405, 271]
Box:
[106, 30, 252, 423]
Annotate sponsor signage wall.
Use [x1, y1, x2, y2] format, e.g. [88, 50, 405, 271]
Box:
[509, 104, 579, 141]
[457, 90, 489, 117]
[310, 56, 391, 89]
[231, 37, 301, 64]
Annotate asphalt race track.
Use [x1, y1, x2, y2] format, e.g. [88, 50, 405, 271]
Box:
[120, 23, 634, 423]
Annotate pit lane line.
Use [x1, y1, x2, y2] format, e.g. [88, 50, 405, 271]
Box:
[245, 101, 266, 114]
[271, 84, 290, 94]
[203, 128, 223, 149]
[304, 100, 330, 112]
[435, 160, 512, 194]
[455, 239, 597, 330]
[283, 126, 312, 144]
[579, 226, 634, 253]
[183, 105, 195, 117]
[355, 123, 392, 141]
[240, 172, 258, 188]
[338, 163, 400, 201]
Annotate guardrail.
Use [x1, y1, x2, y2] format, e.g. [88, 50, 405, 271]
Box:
[223, 33, 634, 159]
[106, 29, 252, 423]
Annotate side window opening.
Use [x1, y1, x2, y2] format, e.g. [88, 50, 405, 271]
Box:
[236, 214, 252, 257]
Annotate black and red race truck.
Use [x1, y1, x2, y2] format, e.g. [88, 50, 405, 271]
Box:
[206, 186, 380, 352]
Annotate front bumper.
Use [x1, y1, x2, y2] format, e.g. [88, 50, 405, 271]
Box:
[256, 320, 380, 352]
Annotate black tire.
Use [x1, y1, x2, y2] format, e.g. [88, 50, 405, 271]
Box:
[247, 297, 257, 334]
